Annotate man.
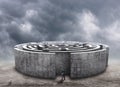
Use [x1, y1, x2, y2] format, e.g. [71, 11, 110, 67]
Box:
[57, 70, 65, 84]
[61, 70, 65, 81]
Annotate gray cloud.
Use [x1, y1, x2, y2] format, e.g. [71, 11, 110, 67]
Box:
[0, 0, 120, 61]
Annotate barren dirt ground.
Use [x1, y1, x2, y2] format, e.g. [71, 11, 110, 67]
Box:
[0, 60, 120, 87]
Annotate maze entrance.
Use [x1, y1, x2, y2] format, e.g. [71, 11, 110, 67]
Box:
[55, 52, 71, 76]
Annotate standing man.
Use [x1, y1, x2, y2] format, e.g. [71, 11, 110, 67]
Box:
[57, 70, 66, 84]
[61, 70, 65, 81]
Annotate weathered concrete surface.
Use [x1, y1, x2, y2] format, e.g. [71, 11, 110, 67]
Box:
[71, 49, 107, 78]
[0, 60, 120, 87]
[14, 49, 56, 79]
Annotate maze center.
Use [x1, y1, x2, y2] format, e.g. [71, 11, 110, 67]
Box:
[14, 41, 109, 79]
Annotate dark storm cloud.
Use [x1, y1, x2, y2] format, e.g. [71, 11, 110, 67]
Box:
[0, 0, 120, 60]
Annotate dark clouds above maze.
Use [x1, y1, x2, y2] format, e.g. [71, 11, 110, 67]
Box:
[0, 0, 120, 60]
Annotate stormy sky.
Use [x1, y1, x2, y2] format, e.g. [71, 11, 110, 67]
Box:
[0, 0, 120, 61]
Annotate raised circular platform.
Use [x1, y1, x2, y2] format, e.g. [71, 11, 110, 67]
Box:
[14, 41, 109, 79]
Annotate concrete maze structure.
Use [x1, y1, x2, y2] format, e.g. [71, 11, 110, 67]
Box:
[14, 41, 109, 79]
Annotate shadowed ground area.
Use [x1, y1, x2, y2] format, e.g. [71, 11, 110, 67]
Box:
[0, 60, 120, 87]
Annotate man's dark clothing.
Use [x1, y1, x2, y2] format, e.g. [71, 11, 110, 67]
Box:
[61, 71, 65, 81]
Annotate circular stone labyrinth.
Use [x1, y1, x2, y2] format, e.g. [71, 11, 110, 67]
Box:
[14, 41, 109, 79]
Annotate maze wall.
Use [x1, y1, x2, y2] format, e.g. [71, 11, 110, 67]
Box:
[14, 41, 109, 79]
[14, 50, 56, 78]
[71, 49, 107, 78]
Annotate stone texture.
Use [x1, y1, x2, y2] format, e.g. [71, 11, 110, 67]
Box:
[70, 49, 107, 78]
[15, 49, 56, 79]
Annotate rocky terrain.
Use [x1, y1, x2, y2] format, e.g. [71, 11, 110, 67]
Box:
[0, 60, 120, 87]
